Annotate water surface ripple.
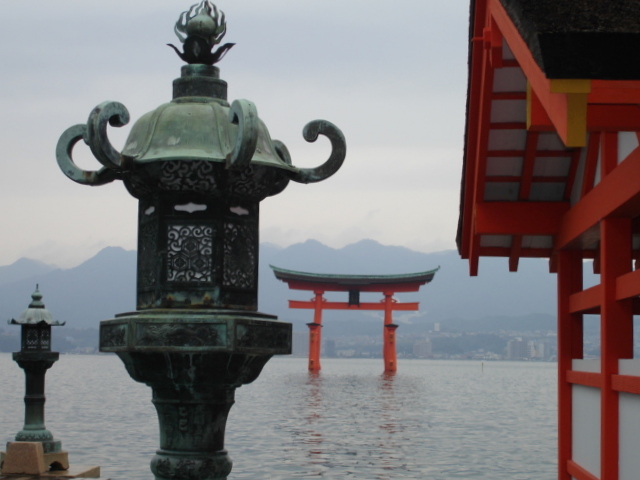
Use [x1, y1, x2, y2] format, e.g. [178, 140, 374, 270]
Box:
[0, 355, 556, 479]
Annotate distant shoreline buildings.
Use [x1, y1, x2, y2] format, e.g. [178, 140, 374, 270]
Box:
[289, 327, 562, 362]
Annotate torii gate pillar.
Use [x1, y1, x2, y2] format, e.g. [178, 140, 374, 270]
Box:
[383, 293, 399, 372]
[307, 291, 324, 372]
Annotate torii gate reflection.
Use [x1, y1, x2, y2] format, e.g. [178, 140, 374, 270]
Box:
[271, 266, 439, 372]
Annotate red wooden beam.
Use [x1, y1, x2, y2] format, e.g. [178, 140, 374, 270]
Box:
[567, 460, 600, 480]
[580, 132, 600, 199]
[469, 235, 481, 276]
[492, 92, 526, 100]
[464, 0, 495, 272]
[475, 202, 569, 235]
[557, 251, 584, 480]
[616, 268, 640, 300]
[612, 374, 640, 395]
[588, 105, 640, 131]
[289, 300, 419, 311]
[460, 0, 490, 260]
[589, 80, 640, 104]
[563, 148, 582, 201]
[508, 235, 522, 272]
[489, 122, 527, 130]
[485, 176, 566, 183]
[599, 218, 633, 480]
[527, 85, 554, 132]
[487, 150, 572, 157]
[601, 132, 618, 178]
[477, 246, 553, 258]
[556, 149, 640, 250]
[487, 17, 503, 68]
[569, 285, 601, 314]
[566, 370, 603, 388]
[519, 131, 540, 200]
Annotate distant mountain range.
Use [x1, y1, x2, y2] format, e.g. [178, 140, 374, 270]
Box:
[0, 239, 598, 342]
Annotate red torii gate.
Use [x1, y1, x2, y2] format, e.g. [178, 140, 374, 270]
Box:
[271, 266, 439, 372]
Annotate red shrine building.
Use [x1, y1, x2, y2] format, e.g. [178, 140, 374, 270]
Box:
[458, 1, 640, 480]
[271, 266, 438, 373]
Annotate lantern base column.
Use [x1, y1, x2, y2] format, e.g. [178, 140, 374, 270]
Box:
[100, 310, 291, 480]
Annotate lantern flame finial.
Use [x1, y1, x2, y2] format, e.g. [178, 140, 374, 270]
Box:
[168, 1, 234, 65]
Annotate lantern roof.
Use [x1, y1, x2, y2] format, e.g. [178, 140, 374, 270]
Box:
[9, 286, 65, 326]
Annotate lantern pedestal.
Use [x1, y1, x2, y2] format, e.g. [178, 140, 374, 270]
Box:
[4, 354, 73, 474]
[12, 352, 62, 452]
[100, 309, 291, 480]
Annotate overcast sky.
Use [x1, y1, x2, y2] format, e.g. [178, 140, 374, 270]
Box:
[0, 1, 469, 268]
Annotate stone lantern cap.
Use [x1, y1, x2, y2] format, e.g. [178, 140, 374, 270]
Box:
[9, 286, 65, 326]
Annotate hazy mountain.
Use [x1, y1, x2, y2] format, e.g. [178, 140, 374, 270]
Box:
[0, 240, 594, 338]
[0, 258, 58, 287]
[0, 247, 136, 330]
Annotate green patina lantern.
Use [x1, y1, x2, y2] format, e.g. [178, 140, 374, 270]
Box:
[8, 286, 66, 456]
[55, 2, 346, 480]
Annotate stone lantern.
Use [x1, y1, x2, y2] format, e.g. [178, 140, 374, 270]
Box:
[3, 286, 69, 473]
[55, 2, 346, 480]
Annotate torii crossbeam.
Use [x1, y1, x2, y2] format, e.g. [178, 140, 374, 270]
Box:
[271, 266, 439, 372]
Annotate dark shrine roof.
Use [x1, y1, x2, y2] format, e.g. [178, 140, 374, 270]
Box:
[270, 265, 440, 288]
[500, 0, 640, 79]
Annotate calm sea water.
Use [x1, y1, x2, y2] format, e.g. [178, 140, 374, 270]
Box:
[0, 354, 556, 479]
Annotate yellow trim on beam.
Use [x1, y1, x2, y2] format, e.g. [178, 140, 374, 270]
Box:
[549, 79, 591, 94]
[565, 93, 588, 147]
[549, 79, 589, 147]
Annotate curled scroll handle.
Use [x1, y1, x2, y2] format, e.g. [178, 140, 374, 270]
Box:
[86, 101, 130, 170]
[56, 101, 130, 186]
[56, 124, 119, 186]
[227, 99, 258, 169]
[288, 120, 346, 184]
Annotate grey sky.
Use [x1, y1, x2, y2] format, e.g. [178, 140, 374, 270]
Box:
[0, 1, 469, 267]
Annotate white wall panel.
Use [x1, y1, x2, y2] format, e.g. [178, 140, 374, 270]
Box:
[572, 359, 601, 373]
[572, 384, 600, 478]
[619, 392, 640, 480]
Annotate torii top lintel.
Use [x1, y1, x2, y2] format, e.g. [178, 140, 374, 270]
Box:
[270, 266, 439, 293]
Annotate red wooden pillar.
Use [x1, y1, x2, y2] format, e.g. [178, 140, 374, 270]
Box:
[307, 291, 324, 372]
[382, 293, 397, 373]
[557, 250, 583, 480]
[600, 218, 633, 480]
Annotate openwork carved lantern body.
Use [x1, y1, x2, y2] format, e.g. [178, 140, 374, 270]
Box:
[55, 3, 345, 480]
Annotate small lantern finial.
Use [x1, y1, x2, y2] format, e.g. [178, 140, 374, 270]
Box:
[29, 284, 44, 308]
